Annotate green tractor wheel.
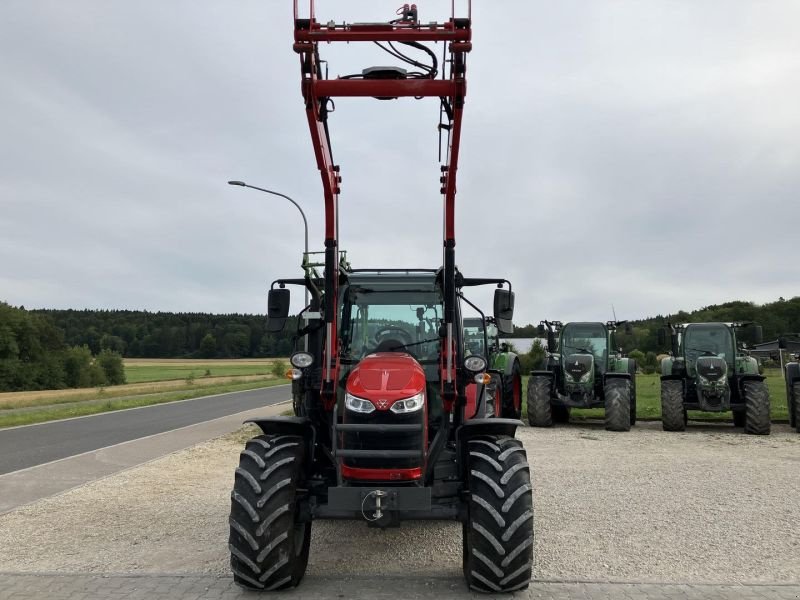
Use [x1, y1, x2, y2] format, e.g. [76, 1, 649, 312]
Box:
[743, 380, 770, 435]
[603, 378, 631, 432]
[661, 380, 685, 432]
[793, 382, 800, 433]
[628, 360, 637, 426]
[527, 376, 553, 427]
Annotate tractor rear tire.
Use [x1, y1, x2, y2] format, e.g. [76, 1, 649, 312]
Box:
[743, 380, 770, 435]
[661, 380, 685, 432]
[794, 382, 800, 433]
[628, 361, 638, 426]
[732, 410, 746, 428]
[502, 360, 523, 420]
[463, 435, 533, 593]
[604, 378, 631, 432]
[527, 376, 553, 427]
[228, 434, 311, 591]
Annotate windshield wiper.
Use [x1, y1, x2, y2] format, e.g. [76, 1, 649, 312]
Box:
[563, 345, 594, 354]
[389, 338, 439, 351]
[687, 347, 719, 356]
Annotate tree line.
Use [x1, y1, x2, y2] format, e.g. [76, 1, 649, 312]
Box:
[0, 303, 125, 392]
[2, 296, 798, 392]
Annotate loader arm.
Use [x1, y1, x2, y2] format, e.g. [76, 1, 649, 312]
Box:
[292, 1, 473, 410]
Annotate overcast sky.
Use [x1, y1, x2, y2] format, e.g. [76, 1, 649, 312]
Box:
[2, 1, 799, 325]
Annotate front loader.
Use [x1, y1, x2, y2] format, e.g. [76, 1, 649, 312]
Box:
[657, 322, 770, 434]
[527, 320, 637, 431]
[227, 2, 533, 593]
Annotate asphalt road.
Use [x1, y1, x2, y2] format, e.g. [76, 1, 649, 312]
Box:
[0, 385, 290, 475]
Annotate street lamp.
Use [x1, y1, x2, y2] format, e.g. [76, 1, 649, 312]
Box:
[228, 180, 310, 349]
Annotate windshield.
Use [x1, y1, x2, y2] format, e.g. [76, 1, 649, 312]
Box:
[682, 324, 734, 369]
[340, 287, 443, 363]
[561, 323, 608, 368]
[463, 317, 485, 357]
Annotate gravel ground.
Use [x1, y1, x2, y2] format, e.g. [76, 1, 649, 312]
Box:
[0, 421, 797, 584]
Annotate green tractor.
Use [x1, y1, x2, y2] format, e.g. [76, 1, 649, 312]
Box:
[527, 321, 637, 431]
[780, 337, 800, 433]
[658, 322, 770, 434]
[463, 318, 522, 419]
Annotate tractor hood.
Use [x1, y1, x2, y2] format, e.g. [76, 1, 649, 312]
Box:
[564, 353, 594, 383]
[346, 353, 426, 409]
[696, 356, 727, 382]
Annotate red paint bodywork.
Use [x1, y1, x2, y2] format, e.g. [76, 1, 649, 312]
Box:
[344, 353, 427, 482]
[346, 353, 426, 409]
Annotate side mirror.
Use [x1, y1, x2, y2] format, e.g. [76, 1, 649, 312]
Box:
[493, 289, 515, 335]
[537, 323, 545, 335]
[778, 337, 787, 349]
[624, 323, 633, 335]
[657, 328, 667, 347]
[752, 325, 763, 345]
[266, 288, 291, 332]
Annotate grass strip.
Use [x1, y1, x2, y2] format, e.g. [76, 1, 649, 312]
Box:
[0, 379, 288, 429]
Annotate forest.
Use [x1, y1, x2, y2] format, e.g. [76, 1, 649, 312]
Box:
[1, 296, 799, 392]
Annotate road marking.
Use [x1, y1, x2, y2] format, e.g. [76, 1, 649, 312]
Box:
[0, 399, 291, 480]
[0, 384, 290, 431]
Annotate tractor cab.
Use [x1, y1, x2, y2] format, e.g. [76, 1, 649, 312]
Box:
[560, 322, 610, 386]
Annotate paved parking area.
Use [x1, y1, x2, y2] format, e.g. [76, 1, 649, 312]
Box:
[1, 574, 799, 600]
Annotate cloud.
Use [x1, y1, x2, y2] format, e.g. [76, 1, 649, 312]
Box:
[2, 0, 799, 324]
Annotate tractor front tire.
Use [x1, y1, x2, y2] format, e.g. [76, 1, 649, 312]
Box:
[502, 360, 523, 420]
[527, 376, 553, 427]
[661, 380, 685, 432]
[604, 378, 631, 432]
[228, 434, 311, 591]
[463, 435, 533, 593]
[793, 382, 800, 433]
[743, 380, 770, 435]
[628, 361, 638, 426]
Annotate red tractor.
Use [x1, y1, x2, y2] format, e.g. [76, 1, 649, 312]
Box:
[227, 2, 533, 593]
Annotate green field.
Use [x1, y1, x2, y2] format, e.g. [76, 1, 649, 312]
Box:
[522, 369, 789, 422]
[124, 360, 284, 384]
[0, 359, 290, 428]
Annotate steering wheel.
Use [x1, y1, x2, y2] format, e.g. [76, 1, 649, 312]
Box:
[374, 325, 413, 346]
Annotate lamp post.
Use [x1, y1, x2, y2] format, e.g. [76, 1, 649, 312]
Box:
[228, 181, 310, 350]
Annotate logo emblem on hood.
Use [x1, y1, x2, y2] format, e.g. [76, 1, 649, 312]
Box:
[377, 399, 389, 409]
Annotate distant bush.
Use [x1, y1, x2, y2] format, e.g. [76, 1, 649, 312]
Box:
[96, 349, 126, 385]
[518, 340, 547, 375]
[271, 360, 288, 378]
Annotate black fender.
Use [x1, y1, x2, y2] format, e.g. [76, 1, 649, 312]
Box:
[786, 362, 800, 386]
[531, 369, 555, 380]
[604, 372, 632, 381]
[660, 374, 684, 382]
[456, 418, 523, 478]
[244, 416, 317, 476]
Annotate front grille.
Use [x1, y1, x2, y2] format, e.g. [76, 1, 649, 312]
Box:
[565, 354, 592, 382]
[341, 407, 423, 470]
[697, 357, 726, 381]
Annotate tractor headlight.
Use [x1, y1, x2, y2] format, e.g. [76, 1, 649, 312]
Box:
[464, 356, 487, 373]
[344, 392, 375, 414]
[290, 351, 314, 368]
[390, 392, 424, 414]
